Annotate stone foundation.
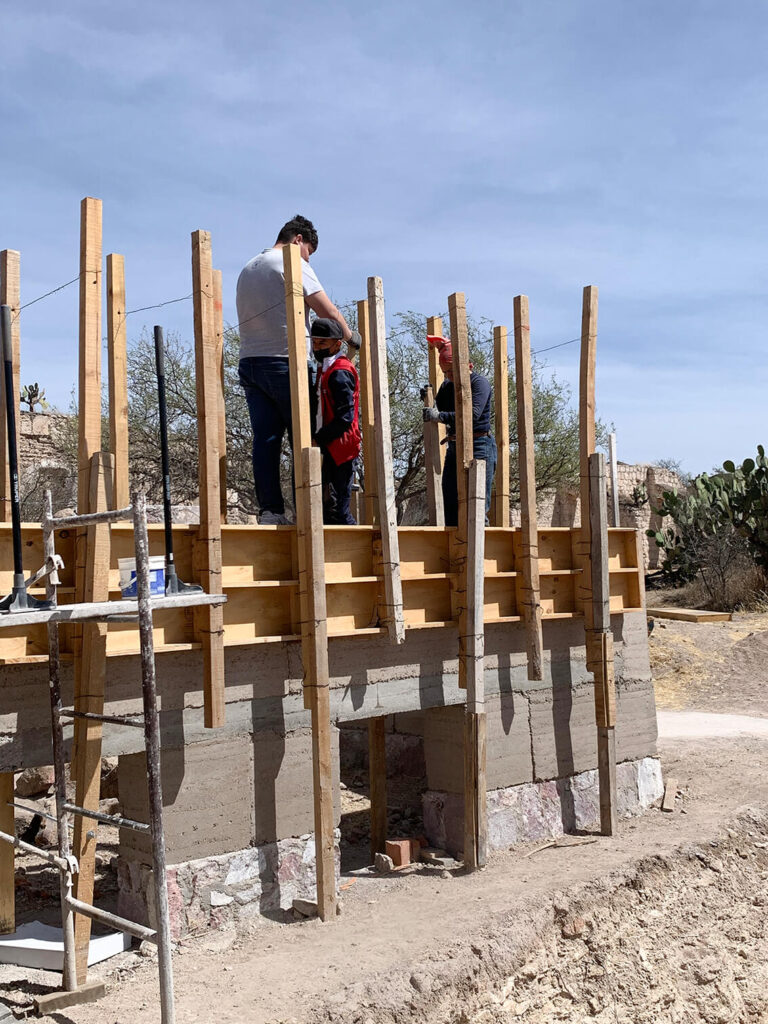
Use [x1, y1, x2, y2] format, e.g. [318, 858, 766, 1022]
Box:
[422, 756, 663, 855]
[118, 831, 341, 939]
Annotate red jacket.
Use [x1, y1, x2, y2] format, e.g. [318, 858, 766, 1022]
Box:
[317, 355, 362, 466]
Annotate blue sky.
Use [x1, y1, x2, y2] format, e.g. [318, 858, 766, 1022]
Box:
[1, 0, 767, 473]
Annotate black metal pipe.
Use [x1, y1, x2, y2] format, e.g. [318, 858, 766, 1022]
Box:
[2, 306, 22, 579]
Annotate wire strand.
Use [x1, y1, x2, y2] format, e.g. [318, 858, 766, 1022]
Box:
[12, 274, 82, 321]
[124, 293, 192, 317]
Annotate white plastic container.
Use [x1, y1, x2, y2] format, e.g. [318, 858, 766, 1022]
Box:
[118, 555, 165, 598]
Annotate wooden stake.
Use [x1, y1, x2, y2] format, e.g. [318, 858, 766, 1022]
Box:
[513, 297, 543, 680]
[367, 277, 405, 643]
[492, 325, 510, 527]
[107, 254, 129, 509]
[191, 231, 225, 729]
[72, 452, 113, 984]
[0, 251, 20, 932]
[608, 431, 620, 527]
[576, 286, 601, 669]
[426, 315, 445, 471]
[357, 299, 378, 526]
[77, 199, 103, 518]
[464, 459, 487, 871]
[283, 243, 336, 917]
[448, 292, 473, 690]
[213, 268, 227, 523]
[369, 717, 387, 860]
[589, 452, 617, 835]
[0, 771, 13, 934]
[0, 249, 20, 524]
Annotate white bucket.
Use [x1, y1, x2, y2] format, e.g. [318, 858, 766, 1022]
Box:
[118, 556, 166, 598]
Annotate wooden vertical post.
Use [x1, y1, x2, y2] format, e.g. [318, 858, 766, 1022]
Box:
[367, 277, 405, 643]
[576, 286, 600, 657]
[0, 249, 20, 523]
[463, 459, 487, 870]
[72, 452, 113, 983]
[107, 254, 129, 509]
[77, 199, 103, 517]
[0, 772, 13, 935]
[492, 325, 510, 527]
[369, 716, 387, 860]
[357, 299, 378, 526]
[513, 296, 543, 680]
[426, 316, 445, 469]
[284, 244, 336, 920]
[213, 268, 227, 523]
[191, 231, 225, 729]
[448, 292, 473, 690]
[589, 453, 617, 835]
[608, 431, 620, 527]
[0, 249, 20, 934]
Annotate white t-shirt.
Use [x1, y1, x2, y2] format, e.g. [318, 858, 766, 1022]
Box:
[236, 247, 323, 361]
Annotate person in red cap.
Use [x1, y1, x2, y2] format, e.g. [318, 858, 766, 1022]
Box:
[423, 335, 497, 526]
[311, 318, 362, 524]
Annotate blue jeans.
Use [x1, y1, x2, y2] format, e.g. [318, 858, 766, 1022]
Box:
[238, 357, 315, 515]
[442, 435, 498, 527]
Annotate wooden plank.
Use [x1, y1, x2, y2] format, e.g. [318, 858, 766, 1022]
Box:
[357, 299, 378, 526]
[0, 250, 20, 524]
[34, 980, 106, 1015]
[191, 230, 225, 730]
[77, 199, 103, 518]
[284, 249, 336, 919]
[106, 254, 129, 509]
[646, 607, 732, 623]
[589, 452, 617, 836]
[661, 777, 678, 812]
[513, 297, 543, 681]
[72, 452, 113, 984]
[422, 384, 444, 527]
[464, 459, 487, 871]
[369, 717, 387, 861]
[448, 292, 473, 690]
[0, 771, 13, 934]
[367, 277, 405, 644]
[213, 268, 227, 523]
[492, 325, 510, 527]
[608, 431, 620, 527]
[426, 316, 445, 471]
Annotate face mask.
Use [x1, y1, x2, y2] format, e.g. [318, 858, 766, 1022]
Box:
[313, 346, 333, 362]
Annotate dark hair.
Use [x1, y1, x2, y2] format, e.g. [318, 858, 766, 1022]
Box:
[276, 215, 318, 252]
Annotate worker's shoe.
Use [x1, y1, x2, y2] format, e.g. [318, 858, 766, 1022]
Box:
[258, 510, 292, 525]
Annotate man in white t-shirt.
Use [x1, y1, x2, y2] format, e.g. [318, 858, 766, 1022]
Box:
[236, 215, 359, 524]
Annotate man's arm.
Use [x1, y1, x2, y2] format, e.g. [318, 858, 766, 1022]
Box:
[306, 291, 352, 341]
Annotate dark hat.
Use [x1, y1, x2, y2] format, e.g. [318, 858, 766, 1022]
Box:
[310, 318, 344, 340]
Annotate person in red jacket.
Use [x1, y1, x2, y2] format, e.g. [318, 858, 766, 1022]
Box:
[311, 319, 362, 524]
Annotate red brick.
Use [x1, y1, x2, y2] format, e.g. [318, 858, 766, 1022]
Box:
[385, 839, 411, 867]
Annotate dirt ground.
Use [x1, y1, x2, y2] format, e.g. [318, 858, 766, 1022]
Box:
[3, 612, 768, 1023]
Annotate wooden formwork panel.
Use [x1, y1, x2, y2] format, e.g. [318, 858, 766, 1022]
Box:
[398, 527, 451, 579]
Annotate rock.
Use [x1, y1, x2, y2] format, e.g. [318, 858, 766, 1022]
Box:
[292, 898, 318, 918]
[440, 869, 452, 879]
[100, 798, 121, 817]
[561, 916, 587, 939]
[409, 973, 429, 994]
[374, 853, 395, 874]
[210, 891, 234, 907]
[138, 940, 157, 958]
[707, 858, 724, 874]
[100, 758, 120, 800]
[16, 766, 54, 798]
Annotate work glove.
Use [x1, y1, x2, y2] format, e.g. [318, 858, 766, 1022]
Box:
[347, 329, 362, 352]
[422, 407, 440, 423]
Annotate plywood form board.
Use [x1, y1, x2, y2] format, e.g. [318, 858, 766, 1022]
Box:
[192, 230, 225, 729]
[106, 254, 129, 510]
[0, 250, 20, 523]
[357, 299, 378, 526]
[513, 296, 543, 680]
[367, 277, 405, 643]
[448, 292, 473, 689]
[72, 452, 113, 983]
[492, 325, 510, 527]
[213, 268, 227, 523]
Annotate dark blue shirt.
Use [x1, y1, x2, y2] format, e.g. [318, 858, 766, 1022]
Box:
[435, 372, 493, 436]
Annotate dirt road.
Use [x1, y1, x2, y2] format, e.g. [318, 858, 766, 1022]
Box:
[3, 612, 768, 1023]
